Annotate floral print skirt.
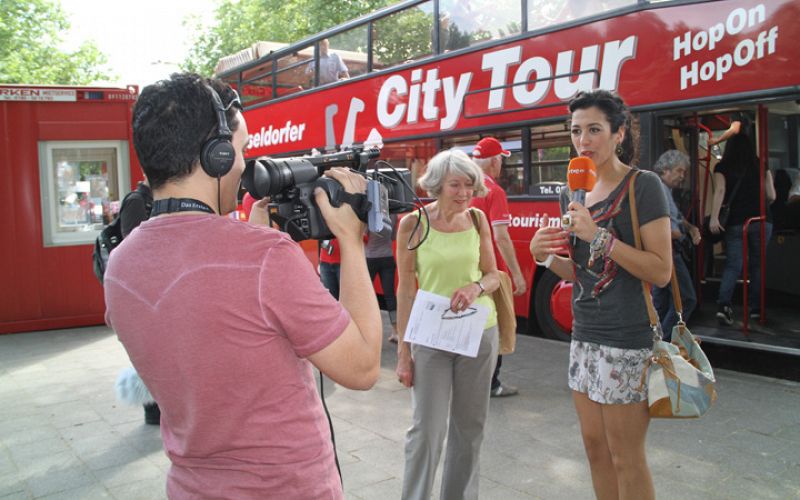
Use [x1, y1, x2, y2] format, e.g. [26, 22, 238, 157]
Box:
[568, 340, 651, 404]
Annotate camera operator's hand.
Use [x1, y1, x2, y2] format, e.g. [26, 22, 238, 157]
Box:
[247, 197, 270, 226]
[315, 167, 367, 243]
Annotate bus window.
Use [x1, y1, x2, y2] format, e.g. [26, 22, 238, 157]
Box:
[529, 123, 572, 192]
[529, 146, 570, 185]
[502, 150, 525, 195]
[528, 0, 637, 31]
[275, 45, 312, 95]
[372, 1, 434, 71]
[378, 139, 437, 199]
[240, 72, 274, 106]
[442, 130, 524, 196]
[438, 0, 521, 52]
[328, 27, 368, 79]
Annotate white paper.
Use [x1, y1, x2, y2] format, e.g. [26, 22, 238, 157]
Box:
[403, 289, 489, 358]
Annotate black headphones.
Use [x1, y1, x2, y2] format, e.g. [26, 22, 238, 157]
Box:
[200, 84, 236, 178]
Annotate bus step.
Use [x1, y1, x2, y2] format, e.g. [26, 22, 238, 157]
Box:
[700, 278, 751, 285]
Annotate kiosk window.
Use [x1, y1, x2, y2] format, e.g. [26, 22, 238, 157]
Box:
[38, 141, 130, 246]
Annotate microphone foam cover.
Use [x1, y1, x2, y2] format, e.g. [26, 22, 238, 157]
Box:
[567, 157, 598, 192]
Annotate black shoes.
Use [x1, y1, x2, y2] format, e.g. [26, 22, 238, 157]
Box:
[716, 305, 734, 326]
[144, 402, 161, 425]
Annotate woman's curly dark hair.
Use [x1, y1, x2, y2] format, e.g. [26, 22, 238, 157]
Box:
[568, 90, 635, 165]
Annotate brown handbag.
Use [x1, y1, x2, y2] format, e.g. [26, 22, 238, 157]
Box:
[469, 209, 517, 354]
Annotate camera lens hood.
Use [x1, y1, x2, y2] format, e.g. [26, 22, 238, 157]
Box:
[241, 158, 272, 199]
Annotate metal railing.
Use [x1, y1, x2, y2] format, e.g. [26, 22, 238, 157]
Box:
[741, 215, 767, 334]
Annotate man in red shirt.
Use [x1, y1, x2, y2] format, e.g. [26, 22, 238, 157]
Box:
[470, 137, 527, 397]
[106, 73, 381, 498]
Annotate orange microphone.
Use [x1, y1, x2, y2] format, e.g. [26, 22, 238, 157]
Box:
[563, 157, 598, 236]
[566, 156, 597, 206]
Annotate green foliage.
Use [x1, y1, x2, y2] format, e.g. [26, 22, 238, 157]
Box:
[183, 0, 398, 77]
[0, 0, 114, 84]
[372, 4, 432, 68]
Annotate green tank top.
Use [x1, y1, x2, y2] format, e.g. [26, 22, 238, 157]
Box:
[415, 213, 497, 329]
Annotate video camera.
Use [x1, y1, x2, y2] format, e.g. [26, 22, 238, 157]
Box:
[241, 148, 415, 241]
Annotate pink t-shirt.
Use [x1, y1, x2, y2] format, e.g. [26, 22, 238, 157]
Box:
[105, 214, 350, 499]
[470, 174, 511, 273]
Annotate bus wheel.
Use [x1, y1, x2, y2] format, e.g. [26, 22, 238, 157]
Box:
[534, 269, 573, 342]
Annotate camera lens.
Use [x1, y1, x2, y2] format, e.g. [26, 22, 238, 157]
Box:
[242, 158, 311, 198]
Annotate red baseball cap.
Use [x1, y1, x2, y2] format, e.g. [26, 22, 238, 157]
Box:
[472, 137, 510, 158]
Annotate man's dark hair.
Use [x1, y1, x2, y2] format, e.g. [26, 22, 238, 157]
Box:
[132, 73, 242, 189]
[568, 89, 635, 165]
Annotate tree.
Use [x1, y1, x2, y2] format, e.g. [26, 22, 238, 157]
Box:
[372, 5, 432, 68]
[0, 0, 114, 85]
[183, 0, 397, 77]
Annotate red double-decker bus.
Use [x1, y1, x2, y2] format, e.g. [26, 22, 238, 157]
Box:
[217, 0, 800, 352]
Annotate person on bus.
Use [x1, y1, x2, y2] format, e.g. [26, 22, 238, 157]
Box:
[395, 149, 500, 500]
[651, 150, 700, 340]
[470, 136, 527, 398]
[709, 133, 776, 325]
[530, 89, 671, 500]
[707, 111, 754, 148]
[105, 73, 382, 499]
[306, 38, 349, 86]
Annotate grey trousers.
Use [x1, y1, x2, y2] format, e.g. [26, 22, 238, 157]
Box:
[401, 326, 499, 500]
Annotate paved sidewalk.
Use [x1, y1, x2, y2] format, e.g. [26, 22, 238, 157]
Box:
[1, 319, 799, 499]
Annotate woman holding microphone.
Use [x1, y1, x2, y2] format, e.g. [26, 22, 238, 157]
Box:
[530, 90, 671, 500]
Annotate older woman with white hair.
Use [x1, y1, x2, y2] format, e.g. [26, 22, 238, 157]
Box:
[395, 148, 500, 500]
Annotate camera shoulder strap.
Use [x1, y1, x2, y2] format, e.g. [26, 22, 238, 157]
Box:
[151, 198, 216, 217]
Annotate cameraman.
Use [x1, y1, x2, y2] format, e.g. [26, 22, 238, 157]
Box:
[104, 73, 381, 499]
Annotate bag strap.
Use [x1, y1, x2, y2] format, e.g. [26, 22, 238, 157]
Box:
[468, 208, 480, 232]
[629, 171, 683, 340]
[725, 169, 746, 206]
[669, 269, 683, 321]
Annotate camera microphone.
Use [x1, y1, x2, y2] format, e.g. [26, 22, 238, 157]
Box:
[367, 179, 392, 238]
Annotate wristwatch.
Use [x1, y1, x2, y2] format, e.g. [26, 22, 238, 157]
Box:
[535, 254, 554, 268]
[474, 280, 485, 296]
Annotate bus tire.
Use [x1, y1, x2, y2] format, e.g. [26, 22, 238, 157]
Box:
[533, 269, 572, 342]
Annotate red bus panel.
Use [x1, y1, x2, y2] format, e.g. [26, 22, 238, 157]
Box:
[243, 0, 799, 157]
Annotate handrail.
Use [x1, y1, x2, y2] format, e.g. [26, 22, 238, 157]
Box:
[742, 215, 766, 334]
[696, 122, 714, 220]
[695, 120, 713, 304]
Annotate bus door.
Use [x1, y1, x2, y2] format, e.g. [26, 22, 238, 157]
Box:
[657, 102, 800, 350]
